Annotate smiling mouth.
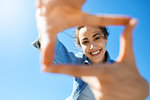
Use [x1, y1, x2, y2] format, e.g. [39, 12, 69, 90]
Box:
[90, 49, 101, 56]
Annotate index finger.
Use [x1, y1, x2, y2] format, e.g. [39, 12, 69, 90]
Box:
[117, 19, 137, 63]
[82, 13, 131, 26]
[35, 0, 43, 8]
[42, 64, 111, 78]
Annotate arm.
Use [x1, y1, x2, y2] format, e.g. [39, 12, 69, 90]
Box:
[54, 39, 82, 64]
[32, 38, 82, 64]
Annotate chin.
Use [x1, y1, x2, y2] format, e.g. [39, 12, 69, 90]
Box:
[92, 59, 102, 64]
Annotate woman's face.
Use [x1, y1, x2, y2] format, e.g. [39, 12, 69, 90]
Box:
[78, 26, 108, 64]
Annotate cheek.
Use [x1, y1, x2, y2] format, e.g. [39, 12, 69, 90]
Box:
[98, 40, 107, 47]
[102, 44, 107, 51]
[81, 45, 88, 54]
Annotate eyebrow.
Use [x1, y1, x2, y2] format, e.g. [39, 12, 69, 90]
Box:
[93, 33, 103, 37]
[82, 38, 88, 41]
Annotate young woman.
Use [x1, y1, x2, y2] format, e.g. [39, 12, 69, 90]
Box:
[33, 26, 113, 99]
[70, 26, 114, 100]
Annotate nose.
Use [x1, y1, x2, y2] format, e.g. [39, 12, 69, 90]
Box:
[90, 44, 94, 50]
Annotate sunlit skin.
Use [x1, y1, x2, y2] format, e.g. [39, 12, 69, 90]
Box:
[79, 26, 108, 64]
[36, 0, 149, 100]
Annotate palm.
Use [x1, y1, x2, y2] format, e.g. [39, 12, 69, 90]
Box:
[36, 0, 149, 100]
[80, 63, 145, 100]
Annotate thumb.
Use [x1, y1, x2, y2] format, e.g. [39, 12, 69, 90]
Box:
[42, 42, 55, 66]
[40, 34, 56, 66]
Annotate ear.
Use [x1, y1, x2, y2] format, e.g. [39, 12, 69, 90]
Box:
[105, 37, 108, 44]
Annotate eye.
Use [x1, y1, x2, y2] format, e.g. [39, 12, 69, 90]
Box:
[82, 41, 89, 44]
[94, 36, 101, 41]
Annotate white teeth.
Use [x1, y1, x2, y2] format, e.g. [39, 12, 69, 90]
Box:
[92, 50, 100, 55]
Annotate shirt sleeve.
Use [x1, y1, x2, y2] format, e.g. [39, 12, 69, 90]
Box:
[32, 38, 83, 64]
[32, 38, 40, 49]
[54, 39, 84, 64]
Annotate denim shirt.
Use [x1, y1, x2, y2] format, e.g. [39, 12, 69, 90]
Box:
[32, 39, 114, 100]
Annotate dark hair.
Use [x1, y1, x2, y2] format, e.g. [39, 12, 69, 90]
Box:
[75, 26, 109, 46]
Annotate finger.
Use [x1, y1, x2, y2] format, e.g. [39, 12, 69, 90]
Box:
[35, 0, 49, 16]
[44, 1, 56, 16]
[42, 42, 55, 66]
[35, 0, 43, 8]
[42, 64, 111, 77]
[43, 65, 92, 77]
[66, 0, 86, 9]
[75, 0, 86, 9]
[40, 33, 56, 66]
[122, 18, 137, 37]
[81, 13, 131, 26]
[117, 19, 137, 63]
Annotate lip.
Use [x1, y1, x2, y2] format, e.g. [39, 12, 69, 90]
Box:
[89, 49, 101, 56]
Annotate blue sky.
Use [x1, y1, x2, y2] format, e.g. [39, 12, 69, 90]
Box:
[0, 0, 149, 100]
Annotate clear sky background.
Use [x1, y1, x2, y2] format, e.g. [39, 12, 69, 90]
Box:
[0, 0, 149, 100]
